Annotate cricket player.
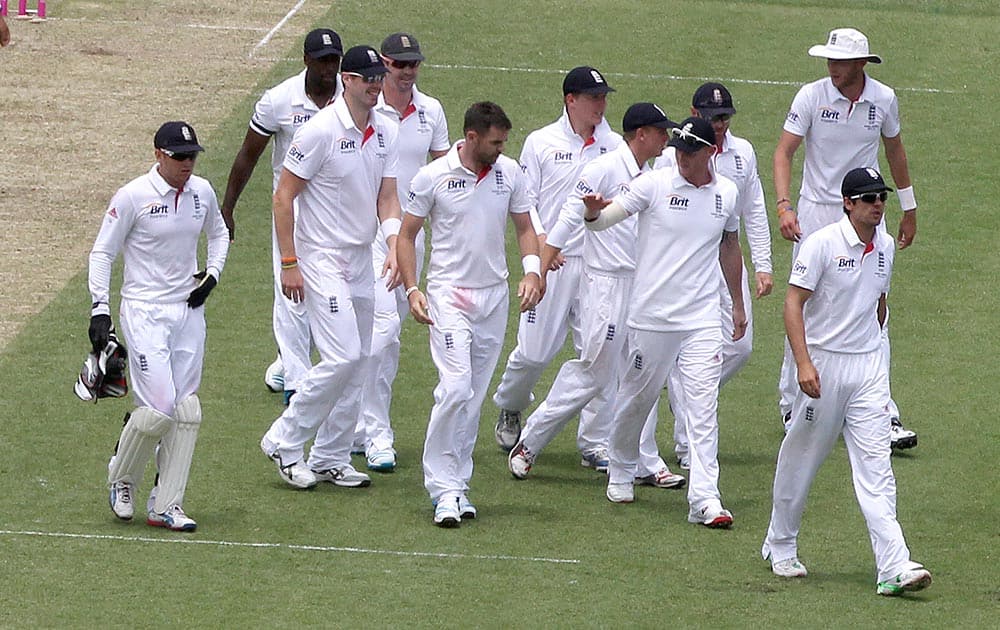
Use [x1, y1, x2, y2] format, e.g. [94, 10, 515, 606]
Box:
[762, 167, 931, 597]
[492, 66, 623, 462]
[92, 121, 230, 531]
[774, 28, 918, 449]
[583, 117, 746, 528]
[398, 102, 541, 527]
[508, 102, 684, 490]
[659, 82, 773, 470]
[220, 28, 344, 403]
[353, 31, 450, 472]
[259, 45, 401, 491]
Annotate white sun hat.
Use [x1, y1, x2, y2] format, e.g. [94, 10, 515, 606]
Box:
[808, 28, 882, 63]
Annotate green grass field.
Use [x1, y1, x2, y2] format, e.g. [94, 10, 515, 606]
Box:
[2, 1, 998, 627]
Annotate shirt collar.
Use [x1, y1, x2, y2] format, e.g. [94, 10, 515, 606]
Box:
[824, 72, 874, 104]
[616, 142, 646, 177]
[837, 214, 867, 248]
[669, 158, 717, 190]
[333, 96, 368, 133]
[558, 108, 611, 144]
[148, 164, 177, 195]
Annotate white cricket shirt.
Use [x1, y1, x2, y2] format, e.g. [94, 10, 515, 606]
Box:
[405, 142, 531, 288]
[789, 215, 894, 353]
[283, 97, 399, 250]
[613, 163, 739, 332]
[548, 141, 645, 274]
[250, 69, 344, 190]
[89, 165, 230, 306]
[520, 109, 622, 255]
[783, 75, 901, 205]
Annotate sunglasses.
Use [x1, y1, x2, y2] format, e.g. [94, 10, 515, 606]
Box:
[670, 126, 713, 148]
[344, 71, 386, 84]
[710, 113, 733, 123]
[388, 59, 421, 69]
[849, 191, 889, 203]
[161, 149, 198, 161]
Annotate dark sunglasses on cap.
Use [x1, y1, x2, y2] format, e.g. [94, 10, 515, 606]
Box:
[670, 126, 713, 148]
[849, 191, 889, 203]
[388, 59, 420, 69]
[161, 149, 198, 161]
[710, 113, 732, 123]
[344, 71, 386, 84]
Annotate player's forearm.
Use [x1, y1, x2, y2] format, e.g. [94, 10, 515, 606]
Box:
[221, 154, 258, 214]
[719, 234, 745, 312]
[88, 250, 115, 312]
[784, 290, 811, 367]
[584, 201, 628, 231]
[272, 193, 297, 259]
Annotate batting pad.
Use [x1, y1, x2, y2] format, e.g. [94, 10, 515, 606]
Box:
[153, 395, 202, 513]
[108, 407, 172, 487]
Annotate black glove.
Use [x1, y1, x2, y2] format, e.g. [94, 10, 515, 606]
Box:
[187, 270, 217, 308]
[88, 314, 112, 354]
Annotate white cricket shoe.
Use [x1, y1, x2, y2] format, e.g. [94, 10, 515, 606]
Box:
[458, 495, 477, 520]
[688, 503, 733, 528]
[433, 497, 461, 528]
[508, 441, 536, 479]
[634, 467, 686, 489]
[890, 417, 918, 450]
[109, 481, 134, 521]
[146, 504, 197, 532]
[261, 438, 317, 489]
[263, 357, 284, 393]
[877, 565, 932, 596]
[366, 448, 396, 472]
[606, 482, 635, 503]
[494, 409, 521, 451]
[771, 557, 808, 578]
[312, 464, 371, 488]
[580, 447, 610, 472]
[676, 454, 691, 471]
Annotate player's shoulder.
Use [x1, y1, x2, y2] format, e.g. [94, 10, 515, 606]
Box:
[726, 133, 757, 157]
[862, 74, 898, 103]
[494, 153, 522, 176]
[186, 173, 217, 195]
[413, 87, 445, 113]
[714, 172, 740, 195]
[260, 70, 306, 103]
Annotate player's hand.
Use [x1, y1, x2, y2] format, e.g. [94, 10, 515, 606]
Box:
[187, 270, 218, 308]
[731, 304, 748, 341]
[582, 193, 611, 215]
[407, 289, 433, 325]
[221, 206, 236, 242]
[382, 241, 402, 290]
[548, 251, 566, 271]
[779, 209, 802, 242]
[281, 266, 305, 303]
[897, 210, 916, 250]
[88, 314, 112, 354]
[797, 360, 821, 398]
[518, 273, 542, 312]
[755, 272, 773, 298]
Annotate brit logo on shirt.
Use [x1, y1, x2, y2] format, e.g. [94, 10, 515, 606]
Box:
[339, 138, 357, 154]
[819, 106, 841, 122]
[552, 150, 573, 164]
[668, 195, 689, 211]
[292, 113, 311, 125]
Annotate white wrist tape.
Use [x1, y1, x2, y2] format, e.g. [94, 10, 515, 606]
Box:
[380, 217, 401, 242]
[405, 286, 419, 297]
[522, 254, 541, 276]
[897, 186, 917, 211]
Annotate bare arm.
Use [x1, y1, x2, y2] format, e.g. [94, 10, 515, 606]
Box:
[883, 133, 916, 250]
[784, 284, 819, 398]
[221, 129, 271, 241]
[511, 211, 542, 312]
[398, 213, 432, 325]
[773, 130, 804, 242]
[376, 177, 403, 289]
[719, 230, 747, 341]
[273, 168, 308, 303]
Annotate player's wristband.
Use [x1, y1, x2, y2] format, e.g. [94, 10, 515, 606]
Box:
[776, 198, 794, 215]
[897, 186, 916, 211]
[405, 286, 419, 297]
[522, 255, 541, 276]
[91, 301, 110, 317]
[380, 217, 401, 242]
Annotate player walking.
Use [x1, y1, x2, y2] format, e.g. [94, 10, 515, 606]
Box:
[762, 168, 931, 596]
[398, 102, 541, 527]
[92, 121, 230, 531]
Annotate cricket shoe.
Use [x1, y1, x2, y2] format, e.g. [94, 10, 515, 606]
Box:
[433, 497, 461, 528]
[494, 409, 522, 451]
[676, 454, 690, 471]
[261, 438, 317, 489]
[458, 495, 477, 520]
[688, 504, 733, 528]
[263, 357, 284, 393]
[889, 417, 918, 450]
[109, 481, 134, 521]
[580, 447, 610, 473]
[877, 565, 932, 596]
[146, 504, 197, 532]
[508, 440, 536, 479]
[770, 556, 808, 578]
[312, 464, 371, 488]
[366, 448, 396, 472]
[634, 467, 686, 489]
[606, 482, 635, 503]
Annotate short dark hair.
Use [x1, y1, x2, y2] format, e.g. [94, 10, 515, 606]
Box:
[464, 101, 512, 135]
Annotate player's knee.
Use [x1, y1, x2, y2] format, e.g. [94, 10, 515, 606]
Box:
[173, 394, 202, 427]
[129, 406, 173, 438]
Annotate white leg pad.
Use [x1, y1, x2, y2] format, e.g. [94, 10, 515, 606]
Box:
[153, 395, 202, 513]
[108, 407, 172, 488]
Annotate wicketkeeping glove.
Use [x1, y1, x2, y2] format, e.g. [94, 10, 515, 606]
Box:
[89, 313, 112, 354]
[187, 270, 217, 308]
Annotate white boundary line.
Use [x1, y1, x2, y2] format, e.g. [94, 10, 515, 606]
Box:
[0, 529, 581, 565]
[251, 0, 308, 59]
[42, 18, 268, 31]
[426, 62, 956, 95]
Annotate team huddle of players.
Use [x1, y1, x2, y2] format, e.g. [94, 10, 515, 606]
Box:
[87, 26, 930, 596]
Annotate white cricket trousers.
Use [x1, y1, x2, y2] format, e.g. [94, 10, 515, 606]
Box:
[120, 298, 205, 416]
[270, 219, 311, 392]
[608, 326, 725, 511]
[763, 348, 914, 583]
[423, 282, 508, 503]
[355, 233, 425, 454]
[672, 261, 753, 458]
[262, 245, 374, 470]
[493, 256, 603, 452]
[778, 201, 900, 420]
